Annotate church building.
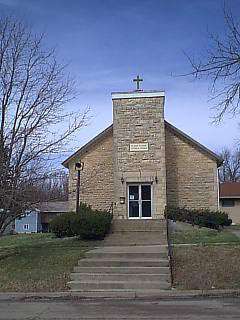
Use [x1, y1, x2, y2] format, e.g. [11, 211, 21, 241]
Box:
[63, 80, 222, 219]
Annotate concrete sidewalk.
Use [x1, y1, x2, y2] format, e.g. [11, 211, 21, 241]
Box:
[0, 288, 240, 302]
[1, 297, 240, 319]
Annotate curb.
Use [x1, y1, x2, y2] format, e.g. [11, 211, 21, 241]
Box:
[0, 289, 240, 302]
[172, 242, 240, 247]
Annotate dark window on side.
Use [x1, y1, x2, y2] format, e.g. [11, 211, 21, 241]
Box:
[222, 199, 235, 207]
[41, 223, 49, 233]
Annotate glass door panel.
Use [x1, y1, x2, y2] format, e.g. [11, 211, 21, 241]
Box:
[128, 185, 140, 218]
[129, 185, 139, 200]
[128, 184, 152, 219]
[141, 200, 151, 217]
[129, 201, 140, 218]
[141, 185, 151, 200]
[141, 185, 151, 218]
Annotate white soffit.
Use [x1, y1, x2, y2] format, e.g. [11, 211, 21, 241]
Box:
[111, 90, 165, 99]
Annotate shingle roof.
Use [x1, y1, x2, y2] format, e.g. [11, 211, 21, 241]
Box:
[219, 182, 240, 198]
[36, 201, 69, 213]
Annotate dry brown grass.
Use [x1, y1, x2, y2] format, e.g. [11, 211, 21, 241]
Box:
[173, 245, 240, 290]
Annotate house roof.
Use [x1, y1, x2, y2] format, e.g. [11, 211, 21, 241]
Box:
[62, 121, 222, 168]
[219, 182, 240, 199]
[36, 201, 69, 213]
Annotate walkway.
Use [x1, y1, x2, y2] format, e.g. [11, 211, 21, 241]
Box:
[1, 297, 240, 319]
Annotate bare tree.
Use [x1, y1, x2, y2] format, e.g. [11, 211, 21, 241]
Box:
[0, 17, 89, 234]
[30, 170, 69, 202]
[186, 5, 240, 122]
[219, 148, 240, 182]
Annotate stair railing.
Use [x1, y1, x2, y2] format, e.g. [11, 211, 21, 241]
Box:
[165, 207, 174, 288]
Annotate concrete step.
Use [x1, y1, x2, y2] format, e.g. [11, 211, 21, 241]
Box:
[112, 219, 167, 232]
[68, 280, 170, 291]
[70, 273, 170, 282]
[103, 232, 167, 246]
[70, 241, 171, 293]
[85, 252, 168, 259]
[73, 266, 170, 274]
[78, 259, 169, 268]
[68, 289, 172, 298]
[89, 245, 168, 253]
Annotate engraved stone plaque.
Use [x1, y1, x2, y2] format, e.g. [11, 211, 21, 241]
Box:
[129, 143, 149, 152]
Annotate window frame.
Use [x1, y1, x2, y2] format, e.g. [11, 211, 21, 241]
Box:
[221, 199, 235, 207]
[128, 183, 152, 219]
[23, 223, 30, 230]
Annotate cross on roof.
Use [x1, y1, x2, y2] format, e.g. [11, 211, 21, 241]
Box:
[133, 75, 143, 90]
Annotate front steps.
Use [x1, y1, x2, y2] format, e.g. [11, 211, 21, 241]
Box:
[68, 244, 171, 296]
[103, 219, 167, 246]
[76, 258, 169, 268]
[112, 219, 167, 232]
[102, 231, 167, 246]
[73, 266, 170, 273]
[68, 219, 170, 297]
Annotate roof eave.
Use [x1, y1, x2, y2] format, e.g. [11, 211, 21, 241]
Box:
[62, 124, 113, 168]
[165, 121, 222, 167]
[62, 121, 222, 168]
[219, 195, 240, 199]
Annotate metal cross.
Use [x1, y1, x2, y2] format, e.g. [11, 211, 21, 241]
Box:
[133, 75, 143, 90]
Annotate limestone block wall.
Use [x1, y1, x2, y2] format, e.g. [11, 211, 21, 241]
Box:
[165, 126, 218, 210]
[112, 95, 167, 219]
[68, 130, 114, 212]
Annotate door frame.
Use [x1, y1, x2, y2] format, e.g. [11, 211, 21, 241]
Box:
[127, 183, 152, 219]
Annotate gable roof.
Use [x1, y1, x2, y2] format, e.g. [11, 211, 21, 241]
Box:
[219, 182, 240, 198]
[62, 121, 222, 168]
[165, 121, 222, 166]
[62, 124, 113, 168]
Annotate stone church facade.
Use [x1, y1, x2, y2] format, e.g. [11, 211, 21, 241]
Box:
[63, 90, 221, 219]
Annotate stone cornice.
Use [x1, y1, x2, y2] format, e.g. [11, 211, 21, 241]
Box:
[111, 90, 165, 99]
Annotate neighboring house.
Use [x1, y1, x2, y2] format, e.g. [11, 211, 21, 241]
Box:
[219, 182, 240, 224]
[15, 201, 69, 233]
[37, 201, 69, 232]
[15, 210, 42, 233]
[63, 87, 222, 220]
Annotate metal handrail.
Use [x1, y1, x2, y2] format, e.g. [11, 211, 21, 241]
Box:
[165, 210, 174, 288]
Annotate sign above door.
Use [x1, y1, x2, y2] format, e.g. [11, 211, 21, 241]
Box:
[129, 143, 149, 152]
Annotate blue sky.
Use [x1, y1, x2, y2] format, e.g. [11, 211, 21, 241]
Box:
[1, 0, 240, 157]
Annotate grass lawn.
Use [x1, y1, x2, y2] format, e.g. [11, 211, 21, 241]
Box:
[0, 234, 96, 292]
[172, 245, 240, 290]
[0, 233, 55, 248]
[228, 224, 240, 230]
[171, 227, 240, 244]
